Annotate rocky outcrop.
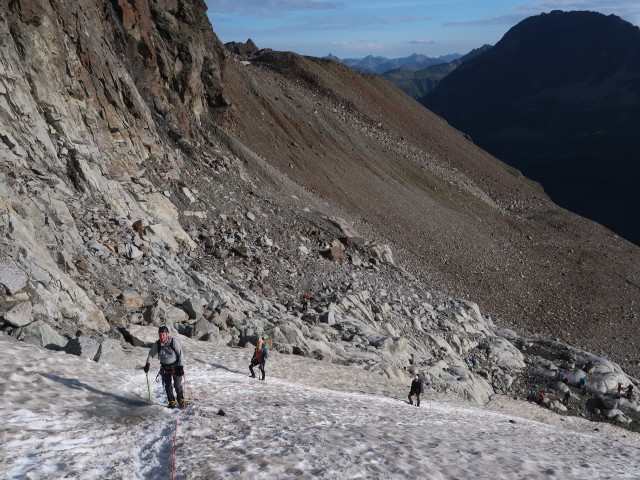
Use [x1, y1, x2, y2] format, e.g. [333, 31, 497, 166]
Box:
[225, 38, 261, 58]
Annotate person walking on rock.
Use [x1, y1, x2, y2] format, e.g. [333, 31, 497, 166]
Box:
[470, 353, 478, 369]
[301, 295, 310, 312]
[563, 391, 571, 407]
[408, 375, 424, 406]
[627, 383, 634, 399]
[249, 339, 269, 380]
[144, 326, 186, 409]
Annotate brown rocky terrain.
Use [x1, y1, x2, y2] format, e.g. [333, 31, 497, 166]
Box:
[0, 0, 638, 424]
[219, 47, 640, 376]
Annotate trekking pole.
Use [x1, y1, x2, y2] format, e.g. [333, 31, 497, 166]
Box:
[146, 372, 152, 404]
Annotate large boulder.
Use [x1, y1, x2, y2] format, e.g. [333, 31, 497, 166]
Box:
[64, 336, 101, 359]
[190, 317, 217, 341]
[565, 368, 587, 387]
[143, 299, 188, 329]
[3, 300, 33, 327]
[94, 339, 124, 364]
[0, 260, 27, 294]
[421, 362, 493, 404]
[11, 320, 66, 349]
[181, 297, 205, 320]
[550, 381, 570, 393]
[479, 337, 525, 370]
[320, 309, 336, 326]
[549, 399, 568, 412]
[126, 324, 161, 347]
[587, 371, 630, 395]
[267, 322, 309, 355]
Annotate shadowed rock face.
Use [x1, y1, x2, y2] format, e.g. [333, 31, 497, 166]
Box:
[0, 0, 638, 384]
[421, 10, 640, 246]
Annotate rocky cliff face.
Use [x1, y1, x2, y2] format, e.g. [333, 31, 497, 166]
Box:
[0, 0, 639, 418]
[0, 0, 228, 337]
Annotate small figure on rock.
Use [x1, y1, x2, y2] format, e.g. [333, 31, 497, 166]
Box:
[408, 375, 424, 407]
[627, 383, 634, 399]
[249, 339, 269, 380]
[563, 391, 570, 407]
[144, 326, 186, 409]
[301, 294, 311, 312]
[579, 377, 586, 390]
[470, 353, 478, 369]
[557, 371, 564, 381]
[618, 381, 623, 396]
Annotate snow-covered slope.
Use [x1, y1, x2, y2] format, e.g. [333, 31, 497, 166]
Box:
[2, 332, 639, 479]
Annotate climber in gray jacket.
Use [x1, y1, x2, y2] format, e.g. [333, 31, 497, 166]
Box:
[144, 326, 186, 408]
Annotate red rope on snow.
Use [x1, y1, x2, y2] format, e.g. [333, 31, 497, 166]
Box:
[168, 369, 368, 479]
[169, 374, 264, 480]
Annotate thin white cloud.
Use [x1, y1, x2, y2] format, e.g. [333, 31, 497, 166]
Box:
[444, 1, 640, 28]
[250, 14, 430, 34]
[444, 14, 528, 27]
[313, 14, 429, 28]
[510, 1, 640, 26]
[407, 39, 436, 45]
[206, 0, 345, 16]
[327, 40, 388, 52]
[514, 0, 640, 13]
[349, 1, 447, 9]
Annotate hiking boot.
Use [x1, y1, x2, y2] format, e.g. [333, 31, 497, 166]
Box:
[168, 400, 177, 409]
[178, 398, 185, 408]
[408, 400, 413, 405]
[250, 374, 256, 378]
[261, 373, 265, 381]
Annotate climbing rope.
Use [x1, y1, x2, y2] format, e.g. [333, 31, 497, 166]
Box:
[168, 374, 265, 480]
[167, 368, 420, 479]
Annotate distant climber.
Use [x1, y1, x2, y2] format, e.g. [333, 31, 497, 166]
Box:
[249, 339, 269, 380]
[563, 391, 570, 407]
[144, 326, 186, 409]
[618, 382, 623, 395]
[470, 353, 478, 369]
[579, 377, 586, 390]
[408, 375, 424, 407]
[627, 384, 634, 399]
[301, 295, 310, 312]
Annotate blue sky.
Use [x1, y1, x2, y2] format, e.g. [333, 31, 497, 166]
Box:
[204, 1, 640, 59]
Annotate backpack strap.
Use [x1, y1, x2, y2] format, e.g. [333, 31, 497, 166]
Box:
[157, 338, 178, 358]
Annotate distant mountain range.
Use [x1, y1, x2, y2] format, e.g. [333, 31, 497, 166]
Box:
[382, 45, 492, 99]
[324, 52, 461, 74]
[422, 10, 640, 245]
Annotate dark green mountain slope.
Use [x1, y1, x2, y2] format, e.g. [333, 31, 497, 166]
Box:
[422, 10, 640, 245]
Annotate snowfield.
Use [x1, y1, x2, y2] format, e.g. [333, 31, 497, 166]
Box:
[2, 331, 639, 479]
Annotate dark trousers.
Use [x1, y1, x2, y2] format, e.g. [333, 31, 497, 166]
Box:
[161, 367, 184, 402]
[250, 360, 266, 380]
[409, 391, 421, 406]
